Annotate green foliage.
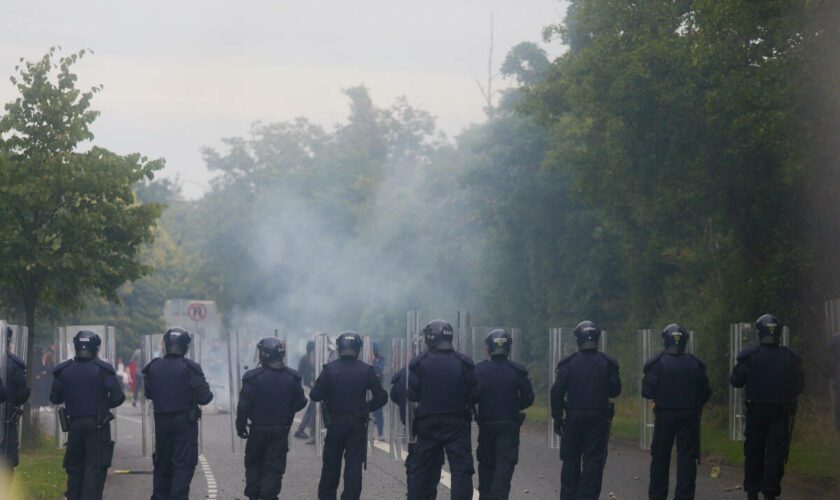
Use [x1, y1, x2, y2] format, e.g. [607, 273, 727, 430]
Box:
[0, 48, 163, 356]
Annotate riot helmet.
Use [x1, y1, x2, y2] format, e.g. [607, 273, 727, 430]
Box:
[755, 314, 782, 345]
[163, 327, 192, 356]
[73, 330, 101, 359]
[423, 319, 454, 351]
[336, 331, 363, 359]
[258, 337, 287, 369]
[485, 329, 512, 358]
[574, 321, 601, 351]
[661, 323, 689, 355]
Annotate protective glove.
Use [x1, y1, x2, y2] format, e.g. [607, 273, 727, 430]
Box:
[554, 417, 566, 437]
[236, 422, 249, 439]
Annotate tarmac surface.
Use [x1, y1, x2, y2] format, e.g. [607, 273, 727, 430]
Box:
[43, 401, 823, 500]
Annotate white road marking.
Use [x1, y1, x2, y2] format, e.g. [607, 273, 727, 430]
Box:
[198, 454, 217, 499]
[371, 440, 479, 497]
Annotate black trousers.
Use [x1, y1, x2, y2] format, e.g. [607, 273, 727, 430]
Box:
[744, 404, 791, 497]
[63, 417, 114, 500]
[477, 420, 520, 500]
[244, 425, 290, 500]
[318, 416, 367, 500]
[559, 410, 610, 500]
[406, 441, 443, 499]
[649, 409, 699, 500]
[409, 415, 474, 500]
[152, 412, 199, 500]
[1, 421, 20, 468]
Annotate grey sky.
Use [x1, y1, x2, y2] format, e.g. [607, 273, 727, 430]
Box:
[1, 0, 568, 198]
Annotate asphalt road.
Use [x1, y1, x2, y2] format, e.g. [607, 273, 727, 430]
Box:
[79, 402, 828, 500]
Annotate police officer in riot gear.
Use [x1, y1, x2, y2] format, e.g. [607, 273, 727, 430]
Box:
[642, 324, 712, 500]
[50, 330, 124, 500]
[551, 320, 621, 500]
[730, 315, 804, 500]
[310, 331, 388, 500]
[407, 319, 480, 500]
[391, 366, 443, 499]
[143, 327, 214, 500]
[236, 337, 307, 500]
[474, 329, 534, 500]
[2, 326, 30, 474]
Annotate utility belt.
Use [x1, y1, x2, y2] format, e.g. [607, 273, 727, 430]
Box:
[155, 406, 202, 422]
[58, 409, 114, 432]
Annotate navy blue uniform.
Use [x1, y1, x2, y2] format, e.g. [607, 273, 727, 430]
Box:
[550, 351, 621, 500]
[642, 353, 712, 500]
[2, 353, 30, 469]
[390, 368, 442, 500]
[310, 357, 388, 500]
[50, 358, 125, 500]
[474, 358, 534, 500]
[236, 365, 307, 500]
[407, 350, 480, 500]
[731, 344, 804, 498]
[143, 354, 213, 500]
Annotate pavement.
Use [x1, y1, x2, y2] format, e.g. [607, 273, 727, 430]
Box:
[50, 402, 826, 500]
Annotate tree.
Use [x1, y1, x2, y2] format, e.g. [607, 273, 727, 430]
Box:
[0, 48, 163, 418]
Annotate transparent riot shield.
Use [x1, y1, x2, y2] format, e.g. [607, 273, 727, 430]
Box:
[314, 333, 330, 457]
[826, 299, 840, 416]
[227, 330, 243, 454]
[388, 338, 408, 460]
[0, 320, 7, 450]
[547, 327, 608, 448]
[360, 335, 375, 455]
[6, 324, 29, 446]
[139, 334, 162, 458]
[186, 332, 204, 454]
[729, 323, 788, 441]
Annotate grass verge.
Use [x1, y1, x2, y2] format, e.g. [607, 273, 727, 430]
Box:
[525, 399, 840, 488]
[11, 436, 65, 500]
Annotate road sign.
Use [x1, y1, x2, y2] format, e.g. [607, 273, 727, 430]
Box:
[188, 302, 208, 322]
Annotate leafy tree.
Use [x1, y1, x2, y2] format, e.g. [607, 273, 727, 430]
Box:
[0, 48, 163, 382]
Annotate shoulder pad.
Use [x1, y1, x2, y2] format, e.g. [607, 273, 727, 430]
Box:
[475, 360, 488, 369]
[7, 353, 26, 368]
[53, 359, 73, 374]
[183, 357, 204, 375]
[242, 367, 264, 381]
[687, 353, 706, 368]
[94, 359, 116, 374]
[285, 367, 302, 380]
[454, 352, 475, 368]
[507, 360, 529, 375]
[390, 368, 405, 384]
[557, 352, 577, 368]
[141, 358, 160, 374]
[643, 353, 664, 371]
[604, 354, 620, 370]
[737, 345, 760, 362]
[409, 352, 428, 369]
